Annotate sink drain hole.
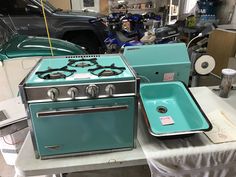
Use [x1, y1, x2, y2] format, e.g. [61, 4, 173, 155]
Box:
[157, 106, 168, 113]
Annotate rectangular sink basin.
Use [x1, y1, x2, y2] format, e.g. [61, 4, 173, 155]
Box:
[140, 82, 212, 137]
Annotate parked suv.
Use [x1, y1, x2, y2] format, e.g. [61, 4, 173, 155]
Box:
[0, 0, 108, 53]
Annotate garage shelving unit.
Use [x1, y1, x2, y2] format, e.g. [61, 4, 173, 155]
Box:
[167, 0, 180, 24]
[109, 0, 156, 14]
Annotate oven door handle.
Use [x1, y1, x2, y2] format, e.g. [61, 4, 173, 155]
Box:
[36, 105, 129, 118]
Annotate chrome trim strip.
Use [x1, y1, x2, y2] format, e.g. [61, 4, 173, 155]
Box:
[27, 93, 136, 103]
[24, 81, 136, 102]
[37, 105, 129, 118]
[44, 145, 61, 150]
[24, 80, 136, 89]
[133, 97, 138, 148]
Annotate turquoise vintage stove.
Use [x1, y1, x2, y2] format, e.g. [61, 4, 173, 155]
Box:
[19, 54, 139, 159]
[123, 43, 191, 85]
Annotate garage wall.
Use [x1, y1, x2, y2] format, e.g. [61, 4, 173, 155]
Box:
[49, 0, 109, 14]
[71, 0, 100, 12]
[49, 0, 71, 10]
[232, 5, 236, 24]
[217, 0, 236, 24]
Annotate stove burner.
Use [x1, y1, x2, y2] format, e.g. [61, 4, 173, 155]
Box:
[88, 64, 126, 77]
[46, 72, 66, 79]
[36, 66, 76, 80]
[67, 58, 98, 68]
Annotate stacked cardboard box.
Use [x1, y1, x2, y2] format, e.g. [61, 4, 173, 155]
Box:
[207, 29, 236, 76]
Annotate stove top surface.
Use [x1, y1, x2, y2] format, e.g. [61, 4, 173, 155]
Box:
[25, 55, 134, 86]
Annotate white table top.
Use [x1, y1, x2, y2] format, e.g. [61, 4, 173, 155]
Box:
[15, 87, 236, 177]
[0, 97, 26, 128]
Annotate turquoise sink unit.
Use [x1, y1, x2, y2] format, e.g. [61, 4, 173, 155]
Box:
[123, 43, 191, 85]
[140, 82, 212, 137]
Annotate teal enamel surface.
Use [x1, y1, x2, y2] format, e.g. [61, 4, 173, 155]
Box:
[140, 82, 210, 135]
[123, 43, 191, 85]
[25, 55, 134, 86]
[0, 35, 86, 60]
[29, 97, 135, 156]
[123, 43, 189, 66]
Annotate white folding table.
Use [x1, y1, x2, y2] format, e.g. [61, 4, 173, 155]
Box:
[15, 87, 236, 177]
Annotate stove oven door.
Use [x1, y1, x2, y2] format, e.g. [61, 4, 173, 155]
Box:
[28, 97, 136, 158]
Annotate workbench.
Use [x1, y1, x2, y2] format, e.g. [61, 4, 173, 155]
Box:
[15, 87, 236, 177]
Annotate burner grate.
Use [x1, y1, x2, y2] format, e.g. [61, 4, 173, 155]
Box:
[67, 58, 98, 68]
[88, 64, 126, 77]
[36, 66, 76, 80]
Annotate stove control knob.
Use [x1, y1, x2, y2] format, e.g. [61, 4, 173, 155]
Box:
[86, 84, 99, 98]
[105, 84, 116, 96]
[67, 87, 79, 100]
[47, 88, 59, 101]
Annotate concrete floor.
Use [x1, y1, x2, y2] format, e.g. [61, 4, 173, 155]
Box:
[0, 152, 15, 177]
[67, 165, 150, 177]
[0, 151, 150, 177]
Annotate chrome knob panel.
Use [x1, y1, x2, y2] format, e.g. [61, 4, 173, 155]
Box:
[47, 88, 59, 101]
[67, 87, 79, 100]
[105, 84, 116, 96]
[86, 84, 99, 98]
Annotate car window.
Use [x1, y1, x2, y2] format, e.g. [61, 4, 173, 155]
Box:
[33, 0, 56, 12]
[0, 0, 32, 15]
[0, 24, 11, 47]
[43, 0, 57, 12]
[0, 0, 57, 16]
[0, 0, 11, 15]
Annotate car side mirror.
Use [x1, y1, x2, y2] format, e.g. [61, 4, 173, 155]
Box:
[25, 4, 41, 15]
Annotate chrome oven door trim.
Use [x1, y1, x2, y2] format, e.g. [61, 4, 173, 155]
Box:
[37, 105, 129, 118]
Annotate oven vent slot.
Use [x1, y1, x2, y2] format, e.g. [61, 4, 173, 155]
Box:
[66, 55, 101, 59]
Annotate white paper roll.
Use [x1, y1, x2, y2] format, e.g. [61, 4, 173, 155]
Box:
[194, 55, 215, 75]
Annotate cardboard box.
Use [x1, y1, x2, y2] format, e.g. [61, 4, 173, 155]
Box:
[207, 29, 236, 76]
[100, 0, 109, 15]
